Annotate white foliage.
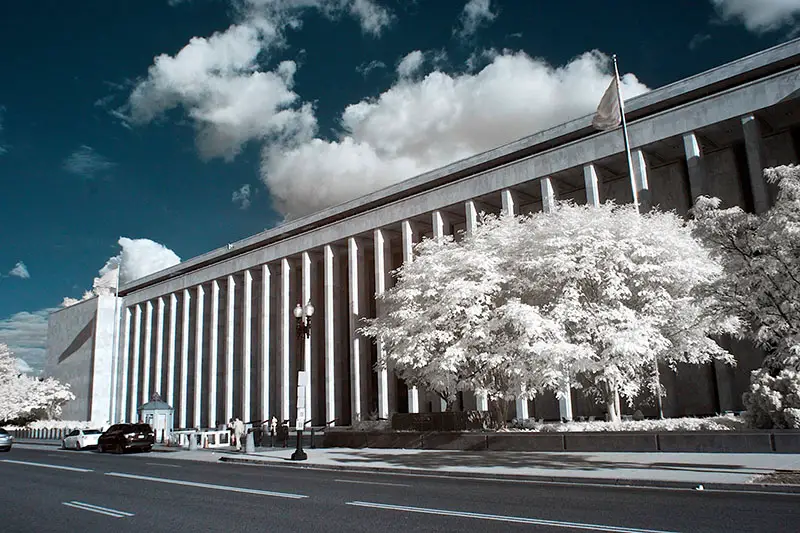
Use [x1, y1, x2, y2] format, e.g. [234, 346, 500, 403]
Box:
[497, 204, 738, 421]
[0, 343, 75, 422]
[364, 203, 737, 422]
[510, 414, 747, 432]
[693, 165, 800, 370]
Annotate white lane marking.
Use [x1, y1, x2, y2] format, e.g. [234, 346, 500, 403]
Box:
[105, 472, 307, 499]
[146, 462, 181, 468]
[346, 501, 681, 533]
[63, 501, 133, 518]
[1, 459, 93, 473]
[335, 479, 410, 488]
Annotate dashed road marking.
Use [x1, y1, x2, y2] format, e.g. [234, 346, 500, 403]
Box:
[346, 501, 681, 533]
[1, 459, 93, 473]
[63, 501, 134, 518]
[105, 471, 308, 499]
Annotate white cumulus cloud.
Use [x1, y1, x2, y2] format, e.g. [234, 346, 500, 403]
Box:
[711, 0, 800, 33]
[127, 0, 391, 160]
[232, 184, 253, 209]
[261, 50, 649, 218]
[8, 261, 30, 279]
[454, 0, 498, 39]
[99, 237, 181, 285]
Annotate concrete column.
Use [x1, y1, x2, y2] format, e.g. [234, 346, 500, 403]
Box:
[432, 210, 452, 241]
[118, 308, 131, 423]
[193, 285, 205, 428]
[465, 201, 489, 412]
[741, 114, 770, 213]
[154, 297, 165, 397]
[129, 304, 141, 422]
[260, 264, 271, 421]
[301, 252, 312, 424]
[583, 164, 601, 207]
[323, 245, 336, 426]
[180, 289, 190, 428]
[632, 150, 652, 213]
[167, 294, 177, 410]
[280, 258, 291, 423]
[243, 269, 253, 423]
[546, 171, 575, 421]
[465, 200, 478, 235]
[401, 220, 419, 414]
[683, 132, 708, 202]
[373, 229, 390, 420]
[348, 237, 363, 422]
[142, 301, 152, 405]
[501, 189, 517, 216]
[208, 280, 220, 428]
[541, 177, 557, 214]
[433, 211, 452, 411]
[225, 275, 235, 423]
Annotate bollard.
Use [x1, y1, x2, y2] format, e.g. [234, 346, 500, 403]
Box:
[245, 432, 255, 453]
[188, 432, 198, 451]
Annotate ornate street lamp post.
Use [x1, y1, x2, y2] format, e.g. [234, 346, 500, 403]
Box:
[291, 302, 314, 461]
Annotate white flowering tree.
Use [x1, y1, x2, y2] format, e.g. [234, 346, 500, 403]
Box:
[693, 165, 800, 428]
[361, 233, 563, 418]
[364, 202, 738, 423]
[499, 204, 739, 422]
[0, 343, 74, 423]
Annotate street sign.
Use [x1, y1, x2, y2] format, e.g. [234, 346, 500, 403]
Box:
[296, 408, 306, 431]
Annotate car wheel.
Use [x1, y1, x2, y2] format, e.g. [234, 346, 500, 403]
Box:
[61, 441, 67, 450]
[144, 446, 153, 453]
[115, 443, 124, 454]
[76, 442, 82, 451]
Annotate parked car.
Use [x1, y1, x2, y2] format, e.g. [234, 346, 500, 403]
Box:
[98, 423, 155, 454]
[62, 429, 102, 450]
[0, 428, 13, 452]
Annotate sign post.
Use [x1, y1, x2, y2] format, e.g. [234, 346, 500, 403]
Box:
[291, 371, 308, 461]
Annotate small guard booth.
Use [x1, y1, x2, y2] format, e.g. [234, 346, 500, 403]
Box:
[138, 393, 174, 443]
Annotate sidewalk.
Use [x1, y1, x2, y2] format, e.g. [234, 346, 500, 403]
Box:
[170, 445, 800, 491]
[15, 439, 800, 491]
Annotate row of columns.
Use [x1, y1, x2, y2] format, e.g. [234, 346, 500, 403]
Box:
[113, 113, 770, 427]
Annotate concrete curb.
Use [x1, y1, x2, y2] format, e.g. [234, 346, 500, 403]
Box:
[217, 455, 800, 494]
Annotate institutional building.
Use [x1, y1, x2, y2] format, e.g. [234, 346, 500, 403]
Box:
[46, 38, 800, 427]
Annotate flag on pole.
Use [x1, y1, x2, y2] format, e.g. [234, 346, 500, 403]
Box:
[592, 77, 622, 131]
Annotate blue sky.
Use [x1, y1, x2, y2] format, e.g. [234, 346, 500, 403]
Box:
[1, 0, 798, 372]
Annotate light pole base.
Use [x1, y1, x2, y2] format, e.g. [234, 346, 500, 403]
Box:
[290, 429, 307, 461]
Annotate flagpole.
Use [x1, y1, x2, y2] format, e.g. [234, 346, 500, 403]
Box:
[612, 55, 640, 215]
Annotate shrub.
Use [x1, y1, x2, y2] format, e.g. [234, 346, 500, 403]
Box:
[743, 368, 800, 429]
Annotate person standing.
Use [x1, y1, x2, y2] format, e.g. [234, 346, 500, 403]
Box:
[233, 417, 246, 452]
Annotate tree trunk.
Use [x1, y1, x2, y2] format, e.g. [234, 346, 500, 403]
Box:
[489, 398, 509, 429]
[604, 383, 621, 423]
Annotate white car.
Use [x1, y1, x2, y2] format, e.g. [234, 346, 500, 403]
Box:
[62, 429, 102, 450]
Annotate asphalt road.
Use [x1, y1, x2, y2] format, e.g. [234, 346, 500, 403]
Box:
[0, 445, 798, 532]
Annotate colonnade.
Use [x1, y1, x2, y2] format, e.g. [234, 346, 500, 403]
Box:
[111, 109, 776, 428]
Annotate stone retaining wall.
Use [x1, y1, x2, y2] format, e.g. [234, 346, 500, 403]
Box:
[323, 429, 800, 453]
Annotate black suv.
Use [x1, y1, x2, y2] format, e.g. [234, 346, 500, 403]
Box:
[98, 423, 155, 454]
